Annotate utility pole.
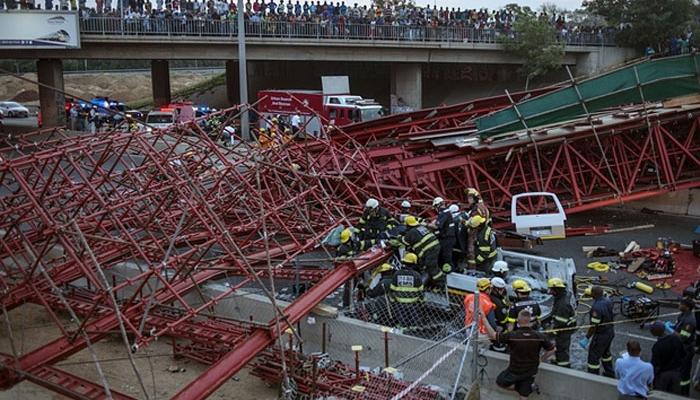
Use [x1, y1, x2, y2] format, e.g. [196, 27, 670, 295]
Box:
[236, 0, 250, 141]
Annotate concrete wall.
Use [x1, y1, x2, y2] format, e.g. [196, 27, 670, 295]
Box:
[624, 189, 700, 217]
[204, 286, 685, 400]
[575, 46, 638, 77]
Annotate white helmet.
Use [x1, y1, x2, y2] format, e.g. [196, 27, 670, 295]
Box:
[492, 260, 509, 273]
[432, 197, 444, 207]
[490, 277, 507, 289]
[365, 198, 379, 209]
[448, 204, 459, 214]
[401, 200, 411, 209]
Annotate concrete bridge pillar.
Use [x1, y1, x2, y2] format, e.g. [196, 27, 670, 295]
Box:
[390, 63, 422, 113]
[151, 60, 171, 107]
[225, 60, 240, 104]
[37, 59, 65, 128]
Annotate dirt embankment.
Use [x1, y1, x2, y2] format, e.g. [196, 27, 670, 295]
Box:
[0, 70, 222, 105]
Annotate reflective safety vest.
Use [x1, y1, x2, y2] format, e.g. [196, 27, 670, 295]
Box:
[336, 238, 376, 260]
[389, 269, 424, 304]
[403, 226, 439, 259]
[464, 292, 495, 334]
[475, 225, 497, 263]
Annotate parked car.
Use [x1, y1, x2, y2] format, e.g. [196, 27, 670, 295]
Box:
[0, 101, 30, 118]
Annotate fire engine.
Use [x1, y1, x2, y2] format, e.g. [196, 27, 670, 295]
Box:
[256, 76, 383, 136]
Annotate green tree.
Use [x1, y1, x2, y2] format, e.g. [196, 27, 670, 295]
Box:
[501, 12, 564, 89]
[585, 0, 695, 51]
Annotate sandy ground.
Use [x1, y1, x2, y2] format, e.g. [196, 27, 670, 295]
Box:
[0, 303, 278, 400]
[0, 70, 221, 105]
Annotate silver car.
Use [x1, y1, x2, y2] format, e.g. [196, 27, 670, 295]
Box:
[0, 101, 30, 118]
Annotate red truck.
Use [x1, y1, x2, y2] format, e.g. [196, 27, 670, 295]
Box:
[256, 89, 383, 136]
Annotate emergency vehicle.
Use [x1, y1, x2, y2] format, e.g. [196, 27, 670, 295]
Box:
[256, 76, 383, 136]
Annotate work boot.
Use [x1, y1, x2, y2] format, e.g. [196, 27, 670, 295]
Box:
[531, 383, 540, 395]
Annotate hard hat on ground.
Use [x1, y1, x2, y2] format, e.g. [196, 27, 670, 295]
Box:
[340, 228, 352, 244]
[432, 197, 444, 207]
[490, 277, 507, 289]
[365, 198, 379, 209]
[547, 277, 566, 288]
[512, 279, 531, 293]
[405, 216, 418, 227]
[402, 253, 418, 264]
[401, 200, 411, 209]
[465, 188, 480, 198]
[492, 261, 509, 273]
[477, 277, 491, 292]
[377, 263, 394, 273]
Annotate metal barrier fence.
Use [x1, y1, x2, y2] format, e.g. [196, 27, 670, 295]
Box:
[79, 17, 616, 46]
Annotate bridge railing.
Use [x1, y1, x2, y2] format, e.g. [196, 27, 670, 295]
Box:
[79, 17, 616, 46]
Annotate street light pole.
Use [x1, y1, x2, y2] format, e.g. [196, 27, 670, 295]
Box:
[236, 0, 250, 141]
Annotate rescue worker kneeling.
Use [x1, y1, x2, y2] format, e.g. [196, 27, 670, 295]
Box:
[364, 263, 395, 298]
[547, 278, 576, 368]
[336, 228, 376, 260]
[389, 253, 425, 331]
[464, 278, 496, 335]
[401, 216, 444, 287]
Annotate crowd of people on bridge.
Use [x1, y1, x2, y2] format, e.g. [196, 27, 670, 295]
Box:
[2, 0, 615, 44]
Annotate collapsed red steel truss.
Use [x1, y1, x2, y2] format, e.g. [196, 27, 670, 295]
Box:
[1, 91, 699, 399]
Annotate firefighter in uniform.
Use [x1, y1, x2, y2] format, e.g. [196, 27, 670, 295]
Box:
[389, 259, 425, 330]
[489, 277, 510, 351]
[401, 216, 443, 286]
[358, 198, 397, 241]
[547, 278, 576, 368]
[507, 280, 541, 331]
[491, 260, 509, 280]
[336, 228, 376, 260]
[673, 297, 696, 395]
[365, 263, 395, 299]
[431, 197, 456, 276]
[579, 286, 615, 377]
[462, 188, 493, 271]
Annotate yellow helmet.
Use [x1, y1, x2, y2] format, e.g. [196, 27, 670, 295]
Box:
[512, 279, 531, 293]
[377, 263, 394, 273]
[465, 188, 480, 198]
[468, 215, 486, 228]
[477, 277, 491, 292]
[340, 228, 352, 244]
[547, 277, 566, 288]
[260, 128, 267, 132]
[402, 253, 418, 265]
[405, 216, 418, 227]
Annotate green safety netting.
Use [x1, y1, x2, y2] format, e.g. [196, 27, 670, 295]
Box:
[476, 54, 700, 138]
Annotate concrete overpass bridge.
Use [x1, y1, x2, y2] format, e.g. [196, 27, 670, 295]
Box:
[0, 18, 635, 126]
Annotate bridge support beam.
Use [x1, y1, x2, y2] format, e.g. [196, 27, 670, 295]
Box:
[151, 60, 171, 107]
[225, 60, 240, 104]
[390, 63, 422, 113]
[37, 59, 65, 128]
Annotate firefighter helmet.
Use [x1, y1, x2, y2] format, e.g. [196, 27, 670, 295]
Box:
[547, 277, 566, 289]
[402, 253, 418, 265]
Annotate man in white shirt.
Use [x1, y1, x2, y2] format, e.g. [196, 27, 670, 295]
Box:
[615, 340, 654, 400]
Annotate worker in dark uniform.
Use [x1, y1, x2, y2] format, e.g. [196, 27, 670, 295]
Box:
[401, 216, 443, 286]
[335, 228, 376, 260]
[673, 298, 696, 395]
[430, 197, 456, 276]
[547, 278, 576, 368]
[650, 320, 684, 395]
[388, 259, 425, 331]
[491, 260, 509, 280]
[507, 280, 541, 331]
[482, 309, 556, 399]
[365, 263, 395, 299]
[489, 277, 510, 352]
[579, 286, 615, 378]
[357, 198, 397, 241]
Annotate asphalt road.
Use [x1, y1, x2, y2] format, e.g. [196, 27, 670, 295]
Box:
[536, 206, 700, 394]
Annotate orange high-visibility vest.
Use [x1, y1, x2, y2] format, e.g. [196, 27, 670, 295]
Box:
[464, 292, 495, 334]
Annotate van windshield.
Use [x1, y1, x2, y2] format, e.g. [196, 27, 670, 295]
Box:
[360, 107, 383, 122]
[147, 114, 174, 124]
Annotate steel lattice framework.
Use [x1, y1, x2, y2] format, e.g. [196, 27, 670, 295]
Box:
[1, 90, 699, 400]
